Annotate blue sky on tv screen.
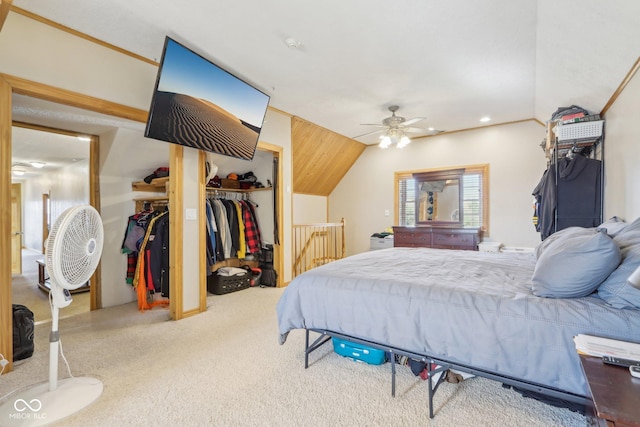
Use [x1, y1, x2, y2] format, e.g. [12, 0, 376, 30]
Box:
[157, 38, 270, 127]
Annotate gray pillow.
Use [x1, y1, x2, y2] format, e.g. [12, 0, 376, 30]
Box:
[597, 216, 628, 238]
[597, 229, 640, 309]
[532, 230, 621, 298]
[534, 226, 595, 259]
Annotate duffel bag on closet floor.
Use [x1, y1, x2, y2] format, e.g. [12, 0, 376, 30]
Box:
[13, 304, 35, 361]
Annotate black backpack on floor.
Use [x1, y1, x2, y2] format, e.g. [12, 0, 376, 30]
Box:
[12, 304, 35, 361]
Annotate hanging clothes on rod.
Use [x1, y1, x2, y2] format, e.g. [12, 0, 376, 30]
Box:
[205, 192, 263, 267]
[121, 204, 170, 311]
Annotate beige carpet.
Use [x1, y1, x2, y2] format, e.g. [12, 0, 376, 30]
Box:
[0, 287, 587, 427]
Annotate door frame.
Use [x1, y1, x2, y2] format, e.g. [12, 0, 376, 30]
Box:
[0, 73, 145, 370]
[10, 182, 22, 274]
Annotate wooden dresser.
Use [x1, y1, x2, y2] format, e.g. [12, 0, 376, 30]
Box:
[393, 226, 481, 251]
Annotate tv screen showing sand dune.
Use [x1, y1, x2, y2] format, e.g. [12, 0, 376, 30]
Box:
[145, 37, 270, 160]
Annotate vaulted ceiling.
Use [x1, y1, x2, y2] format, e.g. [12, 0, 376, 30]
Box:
[6, 1, 640, 148]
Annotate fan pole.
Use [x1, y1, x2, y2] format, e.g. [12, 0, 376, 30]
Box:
[49, 304, 60, 392]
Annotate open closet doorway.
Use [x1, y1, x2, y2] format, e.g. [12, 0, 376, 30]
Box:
[11, 123, 93, 323]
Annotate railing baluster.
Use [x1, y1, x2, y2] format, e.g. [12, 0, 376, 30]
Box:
[292, 219, 346, 279]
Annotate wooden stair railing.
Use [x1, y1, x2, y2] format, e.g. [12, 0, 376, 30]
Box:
[292, 218, 345, 278]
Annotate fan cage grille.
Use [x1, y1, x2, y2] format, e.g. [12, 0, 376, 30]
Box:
[46, 205, 104, 290]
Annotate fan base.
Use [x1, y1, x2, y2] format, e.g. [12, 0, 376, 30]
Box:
[0, 376, 103, 426]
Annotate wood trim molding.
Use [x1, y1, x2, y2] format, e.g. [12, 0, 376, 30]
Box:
[601, 56, 640, 117]
[13, 120, 90, 138]
[1, 74, 148, 123]
[257, 140, 285, 287]
[0, 75, 13, 373]
[411, 118, 539, 142]
[10, 5, 158, 66]
[0, 0, 13, 32]
[89, 135, 102, 310]
[169, 144, 184, 320]
[199, 150, 207, 312]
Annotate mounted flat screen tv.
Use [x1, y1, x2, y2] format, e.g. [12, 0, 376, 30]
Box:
[145, 36, 270, 161]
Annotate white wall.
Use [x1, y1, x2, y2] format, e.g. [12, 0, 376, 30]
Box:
[293, 194, 327, 224]
[330, 121, 548, 255]
[98, 127, 170, 307]
[602, 68, 640, 222]
[17, 160, 89, 252]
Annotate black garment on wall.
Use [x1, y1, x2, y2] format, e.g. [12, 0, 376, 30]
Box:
[149, 213, 170, 297]
[533, 154, 602, 240]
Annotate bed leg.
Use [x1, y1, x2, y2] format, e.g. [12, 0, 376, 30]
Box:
[390, 350, 396, 398]
[428, 362, 435, 419]
[304, 329, 310, 369]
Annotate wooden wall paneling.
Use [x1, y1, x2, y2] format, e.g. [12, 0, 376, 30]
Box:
[292, 117, 366, 196]
[0, 76, 13, 372]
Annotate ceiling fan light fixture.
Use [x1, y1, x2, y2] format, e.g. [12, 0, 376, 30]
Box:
[378, 130, 411, 149]
[379, 135, 392, 149]
[397, 135, 411, 148]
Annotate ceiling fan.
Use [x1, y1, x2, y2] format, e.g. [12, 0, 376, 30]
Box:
[354, 105, 443, 148]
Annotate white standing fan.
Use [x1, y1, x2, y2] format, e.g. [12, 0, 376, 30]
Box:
[0, 205, 104, 426]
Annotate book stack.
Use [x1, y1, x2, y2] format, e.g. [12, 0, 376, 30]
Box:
[560, 112, 601, 124]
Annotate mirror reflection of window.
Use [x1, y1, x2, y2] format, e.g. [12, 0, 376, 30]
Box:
[418, 179, 460, 222]
[396, 165, 488, 231]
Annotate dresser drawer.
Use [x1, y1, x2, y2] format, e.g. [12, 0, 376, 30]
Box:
[392, 226, 480, 250]
[432, 232, 476, 248]
[394, 232, 431, 247]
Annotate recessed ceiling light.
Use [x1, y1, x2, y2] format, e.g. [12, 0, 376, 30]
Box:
[284, 37, 301, 49]
[480, 117, 491, 123]
[30, 161, 45, 168]
[12, 169, 25, 176]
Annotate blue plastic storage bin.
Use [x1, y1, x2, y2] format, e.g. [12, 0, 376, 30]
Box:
[332, 337, 387, 365]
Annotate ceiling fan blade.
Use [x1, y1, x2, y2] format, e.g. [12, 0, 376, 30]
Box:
[359, 123, 388, 128]
[401, 117, 427, 126]
[403, 126, 434, 133]
[352, 128, 385, 139]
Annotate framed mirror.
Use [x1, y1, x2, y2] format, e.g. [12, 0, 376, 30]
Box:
[414, 168, 464, 225]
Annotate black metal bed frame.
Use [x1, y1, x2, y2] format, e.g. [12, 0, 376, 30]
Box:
[304, 329, 590, 419]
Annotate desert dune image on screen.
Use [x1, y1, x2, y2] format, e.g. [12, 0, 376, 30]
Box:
[146, 38, 270, 160]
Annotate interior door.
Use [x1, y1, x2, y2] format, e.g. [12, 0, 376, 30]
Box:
[11, 183, 22, 274]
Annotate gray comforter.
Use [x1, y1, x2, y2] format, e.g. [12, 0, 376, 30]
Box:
[277, 247, 640, 397]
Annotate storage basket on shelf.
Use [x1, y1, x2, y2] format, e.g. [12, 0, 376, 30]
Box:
[556, 120, 604, 141]
[207, 267, 251, 295]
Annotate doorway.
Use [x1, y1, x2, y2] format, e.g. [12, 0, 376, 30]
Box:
[11, 124, 93, 323]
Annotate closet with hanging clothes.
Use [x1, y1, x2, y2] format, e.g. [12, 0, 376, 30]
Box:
[205, 190, 263, 266]
[121, 199, 171, 311]
[533, 106, 604, 240]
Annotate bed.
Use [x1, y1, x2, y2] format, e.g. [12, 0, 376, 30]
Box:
[277, 223, 640, 417]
